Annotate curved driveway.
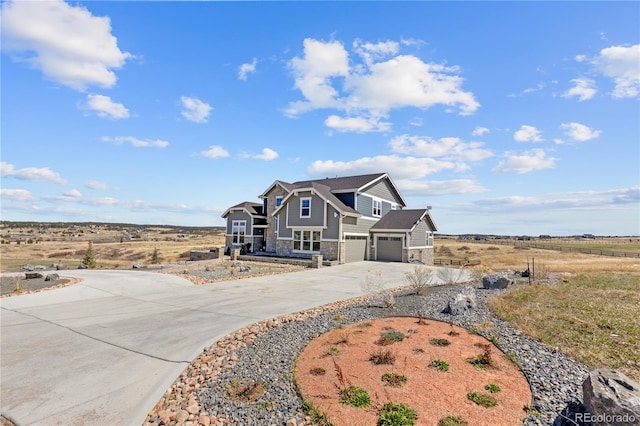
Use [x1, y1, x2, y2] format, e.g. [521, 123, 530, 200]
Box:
[1, 262, 454, 426]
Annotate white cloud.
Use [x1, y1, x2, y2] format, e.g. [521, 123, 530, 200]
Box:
[0, 161, 67, 184]
[286, 38, 350, 116]
[200, 145, 230, 159]
[85, 180, 112, 190]
[102, 136, 169, 148]
[562, 78, 597, 101]
[471, 127, 490, 137]
[325, 115, 391, 133]
[593, 44, 640, 98]
[0, 0, 131, 91]
[285, 38, 479, 131]
[389, 134, 494, 162]
[514, 125, 544, 142]
[492, 149, 556, 174]
[253, 148, 279, 161]
[84, 94, 130, 119]
[308, 155, 462, 180]
[560, 122, 602, 142]
[238, 58, 257, 80]
[395, 179, 488, 196]
[63, 189, 82, 198]
[180, 96, 213, 123]
[1, 189, 33, 202]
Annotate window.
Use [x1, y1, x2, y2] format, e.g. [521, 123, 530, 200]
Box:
[275, 196, 283, 207]
[372, 199, 382, 217]
[426, 232, 434, 247]
[293, 230, 321, 252]
[274, 216, 279, 233]
[231, 220, 246, 244]
[300, 197, 311, 217]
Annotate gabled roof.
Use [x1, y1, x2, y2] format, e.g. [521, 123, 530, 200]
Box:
[272, 182, 360, 217]
[258, 180, 294, 199]
[370, 209, 438, 232]
[220, 201, 265, 219]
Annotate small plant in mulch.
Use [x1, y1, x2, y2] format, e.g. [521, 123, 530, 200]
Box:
[338, 385, 371, 407]
[369, 348, 396, 365]
[325, 346, 340, 356]
[429, 338, 451, 347]
[438, 416, 468, 426]
[447, 322, 460, 336]
[430, 359, 450, 372]
[309, 367, 326, 376]
[377, 402, 418, 426]
[333, 330, 352, 345]
[376, 329, 406, 345]
[466, 391, 498, 408]
[358, 321, 373, 328]
[381, 372, 408, 387]
[523, 404, 541, 417]
[467, 343, 495, 370]
[412, 348, 425, 354]
[225, 380, 266, 402]
[485, 383, 501, 393]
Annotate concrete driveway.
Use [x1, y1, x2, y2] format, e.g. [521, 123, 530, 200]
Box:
[1, 262, 458, 426]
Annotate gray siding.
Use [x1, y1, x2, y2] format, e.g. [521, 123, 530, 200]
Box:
[286, 192, 325, 227]
[361, 179, 402, 204]
[324, 205, 340, 239]
[355, 193, 373, 217]
[409, 220, 430, 247]
[342, 216, 374, 235]
[277, 211, 292, 238]
[226, 211, 253, 235]
[382, 201, 393, 216]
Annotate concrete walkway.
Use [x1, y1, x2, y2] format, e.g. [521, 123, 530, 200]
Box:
[0, 262, 462, 426]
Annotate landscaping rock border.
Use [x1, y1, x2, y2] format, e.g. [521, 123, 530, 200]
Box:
[145, 284, 590, 426]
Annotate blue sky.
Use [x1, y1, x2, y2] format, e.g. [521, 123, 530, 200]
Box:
[1, 1, 639, 236]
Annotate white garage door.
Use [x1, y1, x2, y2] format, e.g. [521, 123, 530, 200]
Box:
[344, 235, 367, 263]
[376, 236, 403, 262]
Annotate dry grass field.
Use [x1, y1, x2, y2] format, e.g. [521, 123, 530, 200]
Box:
[0, 222, 226, 271]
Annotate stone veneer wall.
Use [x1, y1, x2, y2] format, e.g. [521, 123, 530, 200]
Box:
[404, 247, 435, 265]
[274, 239, 339, 262]
[265, 186, 290, 252]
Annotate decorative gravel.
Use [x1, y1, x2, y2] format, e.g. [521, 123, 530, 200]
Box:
[194, 284, 590, 426]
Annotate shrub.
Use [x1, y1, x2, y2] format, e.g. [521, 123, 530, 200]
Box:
[431, 359, 450, 372]
[467, 343, 494, 370]
[81, 241, 96, 268]
[438, 416, 468, 426]
[338, 386, 371, 408]
[485, 383, 501, 393]
[377, 329, 405, 345]
[381, 372, 407, 387]
[404, 266, 433, 295]
[361, 271, 395, 308]
[369, 349, 396, 365]
[309, 367, 326, 376]
[466, 392, 497, 408]
[377, 402, 418, 426]
[429, 338, 451, 347]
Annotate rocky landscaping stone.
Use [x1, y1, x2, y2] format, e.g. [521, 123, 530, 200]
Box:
[482, 273, 512, 289]
[582, 368, 640, 425]
[44, 273, 59, 282]
[443, 285, 476, 315]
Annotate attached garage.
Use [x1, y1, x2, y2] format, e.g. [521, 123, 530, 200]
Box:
[375, 236, 403, 262]
[344, 235, 368, 262]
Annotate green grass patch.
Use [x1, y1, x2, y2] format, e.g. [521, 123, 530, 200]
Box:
[338, 386, 371, 408]
[431, 359, 450, 372]
[429, 338, 451, 347]
[485, 383, 501, 393]
[489, 272, 640, 381]
[466, 391, 497, 408]
[377, 402, 418, 426]
[381, 372, 407, 387]
[438, 416, 468, 426]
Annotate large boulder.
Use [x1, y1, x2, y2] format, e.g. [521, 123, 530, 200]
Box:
[443, 286, 476, 315]
[582, 369, 640, 425]
[482, 273, 512, 290]
[44, 273, 59, 282]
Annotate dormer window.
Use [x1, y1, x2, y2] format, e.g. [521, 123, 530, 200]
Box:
[372, 199, 382, 217]
[300, 197, 311, 218]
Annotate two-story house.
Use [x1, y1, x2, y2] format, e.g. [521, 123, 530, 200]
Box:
[222, 173, 437, 264]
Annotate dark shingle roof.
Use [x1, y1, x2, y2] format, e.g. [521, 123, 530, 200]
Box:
[292, 173, 387, 192]
[370, 209, 436, 231]
[225, 201, 264, 216]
